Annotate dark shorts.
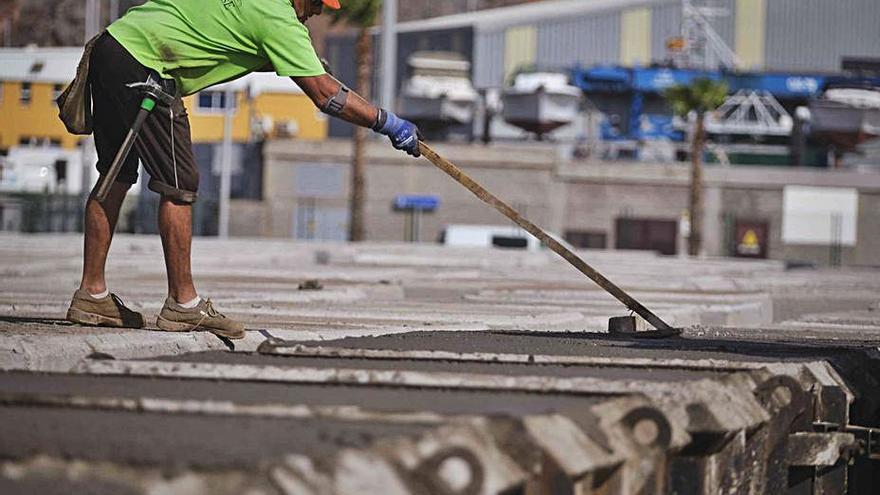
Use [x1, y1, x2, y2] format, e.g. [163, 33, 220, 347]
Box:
[89, 32, 198, 204]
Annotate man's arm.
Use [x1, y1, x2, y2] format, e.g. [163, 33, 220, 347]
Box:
[293, 74, 421, 157]
[293, 74, 378, 127]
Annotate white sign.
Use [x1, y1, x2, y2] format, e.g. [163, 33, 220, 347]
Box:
[782, 186, 858, 246]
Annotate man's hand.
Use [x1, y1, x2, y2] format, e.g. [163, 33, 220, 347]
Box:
[374, 110, 422, 157]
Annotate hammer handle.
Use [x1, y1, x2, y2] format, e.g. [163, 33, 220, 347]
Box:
[94, 105, 151, 203]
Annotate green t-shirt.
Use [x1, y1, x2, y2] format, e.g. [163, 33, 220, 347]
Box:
[107, 0, 325, 96]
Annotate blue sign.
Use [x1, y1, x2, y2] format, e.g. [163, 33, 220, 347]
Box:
[394, 195, 440, 211]
[631, 68, 720, 92]
[727, 73, 826, 98]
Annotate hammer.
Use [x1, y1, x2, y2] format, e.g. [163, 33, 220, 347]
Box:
[94, 75, 176, 202]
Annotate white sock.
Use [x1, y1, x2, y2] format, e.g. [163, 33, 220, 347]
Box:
[178, 296, 201, 308]
[89, 289, 109, 299]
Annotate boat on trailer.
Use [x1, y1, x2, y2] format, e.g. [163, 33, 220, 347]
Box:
[398, 51, 478, 136]
[501, 72, 582, 139]
[809, 85, 880, 150]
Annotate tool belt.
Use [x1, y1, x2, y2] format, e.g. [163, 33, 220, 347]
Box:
[56, 32, 103, 135]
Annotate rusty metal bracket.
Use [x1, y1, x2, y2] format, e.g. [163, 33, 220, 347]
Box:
[843, 425, 880, 460]
[785, 432, 859, 466]
[812, 422, 880, 460]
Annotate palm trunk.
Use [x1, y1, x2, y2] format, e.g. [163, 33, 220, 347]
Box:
[688, 112, 705, 257]
[348, 27, 371, 242]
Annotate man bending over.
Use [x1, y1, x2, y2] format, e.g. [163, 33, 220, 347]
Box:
[66, 0, 420, 339]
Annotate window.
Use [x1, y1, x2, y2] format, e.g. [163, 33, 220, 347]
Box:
[564, 230, 608, 250]
[52, 84, 63, 101]
[615, 218, 678, 256]
[20, 82, 32, 104]
[18, 136, 59, 147]
[196, 90, 235, 112]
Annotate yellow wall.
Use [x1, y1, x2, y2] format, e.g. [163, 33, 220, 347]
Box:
[254, 93, 327, 141]
[0, 80, 326, 150]
[0, 81, 80, 150]
[735, 0, 766, 69]
[620, 8, 652, 66]
[169, 91, 327, 144]
[185, 92, 251, 143]
[504, 25, 537, 81]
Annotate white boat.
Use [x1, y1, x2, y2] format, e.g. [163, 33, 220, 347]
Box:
[398, 51, 478, 126]
[809, 86, 880, 150]
[501, 72, 581, 138]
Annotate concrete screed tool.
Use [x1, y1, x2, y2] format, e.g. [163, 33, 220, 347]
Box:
[94, 76, 176, 202]
[418, 142, 682, 339]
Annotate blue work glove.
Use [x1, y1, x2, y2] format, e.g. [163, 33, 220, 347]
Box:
[373, 109, 422, 157]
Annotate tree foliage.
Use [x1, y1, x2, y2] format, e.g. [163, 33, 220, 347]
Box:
[327, 0, 380, 28]
[665, 78, 728, 117]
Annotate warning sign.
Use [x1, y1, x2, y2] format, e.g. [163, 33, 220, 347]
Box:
[738, 229, 761, 255]
[734, 222, 768, 259]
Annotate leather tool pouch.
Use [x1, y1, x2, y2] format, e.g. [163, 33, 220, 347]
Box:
[57, 32, 102, 135]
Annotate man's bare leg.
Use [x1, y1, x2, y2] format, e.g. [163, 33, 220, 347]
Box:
[158, 196, 198, 303]
[79, 181, 130, 294]
[155, 196, 245, 339]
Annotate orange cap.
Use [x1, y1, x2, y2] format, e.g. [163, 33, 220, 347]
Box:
[323, 0, 341, 9]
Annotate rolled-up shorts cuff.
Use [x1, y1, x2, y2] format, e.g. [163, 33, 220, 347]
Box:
[149, 179, 198, 204]
[96, 172, 138, 187]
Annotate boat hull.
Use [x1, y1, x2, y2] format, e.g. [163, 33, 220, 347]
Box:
[809, 100, 880, 149]
[399, 95, 475, 125]
[501, 90, 581, 135]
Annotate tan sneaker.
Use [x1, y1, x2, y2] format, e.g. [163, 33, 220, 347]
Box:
[66, 290, 145, 328]
[156, 297, 245, 339]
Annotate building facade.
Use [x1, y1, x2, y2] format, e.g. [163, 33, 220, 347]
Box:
[396, 0, 880, 90]
[0, 47, 328, 153]
[253, 139, 880, 267]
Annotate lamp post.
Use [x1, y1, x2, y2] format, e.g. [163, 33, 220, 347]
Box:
[84, 0, 101, 43]
[218, 88, 234, 238]
[379, 0, 397, 111]
[110, 0, 120, 22]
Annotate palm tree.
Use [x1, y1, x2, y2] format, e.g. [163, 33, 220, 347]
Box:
[328, 0, 380, 242]
[665, 78, 728, 256]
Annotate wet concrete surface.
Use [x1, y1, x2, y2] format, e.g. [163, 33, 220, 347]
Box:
[0, 476, 142, 495]
[0, 405, 427, 468]
[157, 351, 724, 382]
[0, 371, 610, 418]
[296, 329, 877, 364]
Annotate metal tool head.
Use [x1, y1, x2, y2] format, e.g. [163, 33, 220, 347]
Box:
[126, 77, 176, 106]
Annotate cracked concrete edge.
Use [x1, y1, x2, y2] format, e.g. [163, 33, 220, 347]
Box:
[762, 360, 855, 403]
[0, 331, 264, 373]
[74, 359, 772, 437]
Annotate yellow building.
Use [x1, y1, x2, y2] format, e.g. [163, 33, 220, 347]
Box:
[0, 46, 327, 152]
[185, 73, 328, 144]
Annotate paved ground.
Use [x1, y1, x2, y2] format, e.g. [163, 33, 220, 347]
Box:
[1, 233, 878, 369]
[1, 233, 879, 494]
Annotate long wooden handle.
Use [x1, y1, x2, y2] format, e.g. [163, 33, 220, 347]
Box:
[418, 142, 674, 332]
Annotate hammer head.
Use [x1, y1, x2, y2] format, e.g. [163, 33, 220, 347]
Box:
[127, 77, 176, 106]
